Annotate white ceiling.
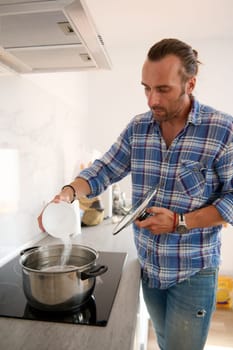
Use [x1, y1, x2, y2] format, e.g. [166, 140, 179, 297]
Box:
[85, 0, 233, 50]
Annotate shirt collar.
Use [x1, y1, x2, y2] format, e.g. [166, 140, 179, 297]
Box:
[187, 97, 202, 125]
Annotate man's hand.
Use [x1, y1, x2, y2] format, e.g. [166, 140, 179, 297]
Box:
[37, 177, 91, 232]
[135, 206, 175, 234]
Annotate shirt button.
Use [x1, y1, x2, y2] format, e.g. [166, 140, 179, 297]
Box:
[160, 179, 165, 187]
[147, 248, 152, 257]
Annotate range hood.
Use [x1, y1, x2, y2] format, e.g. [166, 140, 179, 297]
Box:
[0, 0, 112, 73]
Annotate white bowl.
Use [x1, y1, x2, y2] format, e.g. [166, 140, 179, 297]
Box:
[42, 201, 77, 239]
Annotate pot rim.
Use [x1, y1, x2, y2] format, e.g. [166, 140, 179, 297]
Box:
[19, 243, 99, 274]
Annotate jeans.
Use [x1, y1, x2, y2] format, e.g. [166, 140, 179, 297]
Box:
[142, 267, 218, 350]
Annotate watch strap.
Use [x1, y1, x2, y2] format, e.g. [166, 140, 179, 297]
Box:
[180, 213, 185, 224]
[176, 213, 188, 234]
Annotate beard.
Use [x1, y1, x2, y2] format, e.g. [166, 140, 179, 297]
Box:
[151, 88, 187, 122]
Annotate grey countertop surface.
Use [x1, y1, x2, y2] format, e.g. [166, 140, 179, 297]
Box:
[0, 220, 141, 350]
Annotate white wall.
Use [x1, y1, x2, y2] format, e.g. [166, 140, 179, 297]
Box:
[86, 45, 148, 198]
[0, 72, 89, 260]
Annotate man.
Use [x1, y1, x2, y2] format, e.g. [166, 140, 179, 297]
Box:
[38, 38, 233, 350]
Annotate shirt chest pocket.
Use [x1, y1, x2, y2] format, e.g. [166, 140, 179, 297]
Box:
[176, 160, 207, 197]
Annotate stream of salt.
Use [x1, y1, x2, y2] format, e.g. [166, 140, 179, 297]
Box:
[60, 236, 73, 266]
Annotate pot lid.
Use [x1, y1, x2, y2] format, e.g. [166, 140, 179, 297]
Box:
[112, 187, 158, 235]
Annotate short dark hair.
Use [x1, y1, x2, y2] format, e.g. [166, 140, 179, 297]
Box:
[147, 38, 201, 81]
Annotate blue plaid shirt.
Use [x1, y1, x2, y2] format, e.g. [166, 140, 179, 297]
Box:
[79, 98, 233, 289]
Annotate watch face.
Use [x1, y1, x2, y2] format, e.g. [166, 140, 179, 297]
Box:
[176, 225, 188, 234]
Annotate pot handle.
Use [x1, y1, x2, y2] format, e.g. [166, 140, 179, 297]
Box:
[20, 246, 40, 256]
[81, 264, 108, 280]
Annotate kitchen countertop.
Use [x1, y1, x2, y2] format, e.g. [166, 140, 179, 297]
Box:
[0, 219, 141, 350]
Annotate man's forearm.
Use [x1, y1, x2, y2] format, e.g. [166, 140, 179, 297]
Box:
[70, 177, 92, 198]
[59, 177, 91, 203]
[185, 205, 226, 230]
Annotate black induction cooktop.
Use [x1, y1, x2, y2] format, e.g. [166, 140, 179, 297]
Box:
[0, 251, 127, 327]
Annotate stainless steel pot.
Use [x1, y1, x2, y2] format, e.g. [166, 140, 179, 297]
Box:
[20, 244, 108, 312]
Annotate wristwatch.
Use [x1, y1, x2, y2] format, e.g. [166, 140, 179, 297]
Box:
[176, 213, 189, 234]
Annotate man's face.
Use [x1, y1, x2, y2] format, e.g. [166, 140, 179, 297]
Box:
[141, 55, 195, 122]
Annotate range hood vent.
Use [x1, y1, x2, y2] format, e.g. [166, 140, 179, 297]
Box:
[0, 0, 112, 73]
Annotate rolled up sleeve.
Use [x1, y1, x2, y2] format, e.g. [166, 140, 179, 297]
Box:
[78, 123, 132, 197]
[213, 142, 233, 225]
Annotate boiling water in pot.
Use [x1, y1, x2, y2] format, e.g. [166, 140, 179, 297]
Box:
[39, 239, 90, 273]
[39, 240, 73, 273]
